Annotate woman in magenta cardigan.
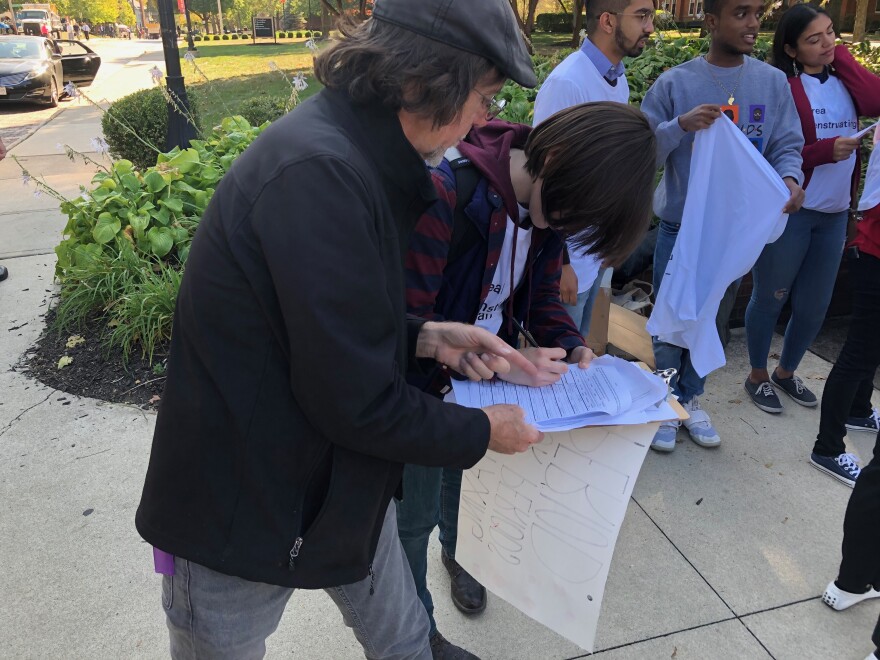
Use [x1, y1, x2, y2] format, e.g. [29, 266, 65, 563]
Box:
[744, 6, 880, 439]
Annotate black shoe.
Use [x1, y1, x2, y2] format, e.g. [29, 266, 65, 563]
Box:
[771, 372, 817, 407]
[0, 265, 7, 282]
[744, 378, 783, 413]
[441, 549, 487, 614]
[429, 631, 481, 660]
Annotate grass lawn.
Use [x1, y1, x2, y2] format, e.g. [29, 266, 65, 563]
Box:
[180, 40, 323, 129]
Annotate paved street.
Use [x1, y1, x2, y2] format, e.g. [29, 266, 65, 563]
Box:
[1, 43, 879, 659]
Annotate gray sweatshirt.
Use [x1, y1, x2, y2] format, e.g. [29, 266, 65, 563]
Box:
[641, 56, 804, 225]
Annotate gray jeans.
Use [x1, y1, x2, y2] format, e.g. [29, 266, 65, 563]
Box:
[161, 501, 431, 660]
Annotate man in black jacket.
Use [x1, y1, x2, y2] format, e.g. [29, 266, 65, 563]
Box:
[135, 1, 542, 659]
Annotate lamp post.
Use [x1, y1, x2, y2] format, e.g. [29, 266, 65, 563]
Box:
[156, 0, 197, 149]
[183, 0, 196, 50]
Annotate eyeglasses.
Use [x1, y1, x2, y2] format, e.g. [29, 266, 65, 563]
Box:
[474, 89, 507, 121]
[609, 10, 655, 26]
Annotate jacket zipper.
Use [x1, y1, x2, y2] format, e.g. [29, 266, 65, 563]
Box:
[288, 536, 303, 571]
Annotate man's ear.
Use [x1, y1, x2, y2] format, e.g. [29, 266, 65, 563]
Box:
[703, 12, 718, 33]
[598, 12, 616, 34]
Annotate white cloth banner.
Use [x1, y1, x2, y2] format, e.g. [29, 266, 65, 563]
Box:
[456, 423, 656, 652]
[646, 115, 790, 377]
[858, 125, 880, 211]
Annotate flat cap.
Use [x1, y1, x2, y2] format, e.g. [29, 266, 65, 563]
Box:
[372, 0, 537, 88]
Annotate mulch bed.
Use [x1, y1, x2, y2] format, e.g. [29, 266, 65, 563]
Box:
[19, 309, 167, 410]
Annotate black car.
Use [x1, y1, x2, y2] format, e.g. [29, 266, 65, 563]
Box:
[0, 35, 100, 107]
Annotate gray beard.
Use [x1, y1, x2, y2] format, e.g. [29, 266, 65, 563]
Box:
[423, 149, 446, 168]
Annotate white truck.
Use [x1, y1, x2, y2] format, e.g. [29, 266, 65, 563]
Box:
[18, 4, 62, 39]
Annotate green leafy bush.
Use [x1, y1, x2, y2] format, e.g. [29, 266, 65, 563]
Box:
[238, 96, 288, 126]
[212, 34, 220, 41]
[277, 30, 285, 38]
[55, 117, 266, 361]
[221, 33, 230, 40]
[850, 40, 880, 75]
[287, 30, 296, 38]
[102, 86, 200, 171]
[313, 30, 321, 38]
[304, 30, 311, 37]
[231, 33, 239, 39]
[193, 35, 202, 41]
[295, 31, 302, 38]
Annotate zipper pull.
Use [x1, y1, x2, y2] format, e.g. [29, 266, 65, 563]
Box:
[368, 563, 375, 596]
[288, 537, 303, 571]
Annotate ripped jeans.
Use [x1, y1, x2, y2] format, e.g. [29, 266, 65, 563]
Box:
[745, 207, 847, 372]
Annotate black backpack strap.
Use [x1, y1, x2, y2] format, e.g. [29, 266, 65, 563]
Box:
[446, 156, 483, 265]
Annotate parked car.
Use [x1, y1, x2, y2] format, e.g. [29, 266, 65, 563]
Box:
[0, 35, 100, 107]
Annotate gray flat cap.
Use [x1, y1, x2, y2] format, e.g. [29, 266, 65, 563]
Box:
[372, 0, 537, 88]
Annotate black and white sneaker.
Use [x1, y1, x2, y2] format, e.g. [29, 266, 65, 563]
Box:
[771, 372, 817, 407]
[846, 408, 880, 433]
[810, 452, 861, 487]
[744, 379, 783, 413]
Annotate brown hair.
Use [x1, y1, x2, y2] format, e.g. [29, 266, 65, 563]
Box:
[525, 102, 657, 267]
[584, 0, 636, 33]
[313, 17, 503, 128]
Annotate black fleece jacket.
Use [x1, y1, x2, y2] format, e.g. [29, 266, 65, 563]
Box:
[135, 89, 490, 589]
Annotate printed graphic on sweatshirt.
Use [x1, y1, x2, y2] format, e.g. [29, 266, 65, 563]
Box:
[723, 103, 767, 152]
[749, 105, 765, 123]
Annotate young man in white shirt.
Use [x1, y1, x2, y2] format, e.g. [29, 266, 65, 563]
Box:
[533, 0, 655, 339]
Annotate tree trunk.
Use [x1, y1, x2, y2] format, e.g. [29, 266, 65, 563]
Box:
[318, 0, 339, 17]
[571, 0, 584, 48]
[524, 0, 540, 37]
[825, 0, 845, 36]
[507, 0, 533, 52]
[853, 0, 869, 42]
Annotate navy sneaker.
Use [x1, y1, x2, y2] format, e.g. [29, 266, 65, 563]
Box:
[744, 379, 783, 414]
[771, 372, 817, 407]
[809, 452, 861, 487]
[846, 408, 880, 433]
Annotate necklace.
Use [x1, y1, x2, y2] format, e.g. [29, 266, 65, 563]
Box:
[703, 55, 746, 105]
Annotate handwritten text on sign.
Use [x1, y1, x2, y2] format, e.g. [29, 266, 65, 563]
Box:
[456, 423, 656, 652]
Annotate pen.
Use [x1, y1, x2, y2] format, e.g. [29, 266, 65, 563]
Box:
[510, 317, 539, 349]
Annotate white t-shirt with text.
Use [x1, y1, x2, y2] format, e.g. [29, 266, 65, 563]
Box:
[474, 206, 533, 335]
[802, 73, 858, 213]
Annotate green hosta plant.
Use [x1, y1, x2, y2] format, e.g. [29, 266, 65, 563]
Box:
[52, 116, 265, 361]
[56, 116, 263, 279]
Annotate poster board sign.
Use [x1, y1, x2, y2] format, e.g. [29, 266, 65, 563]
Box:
[251, 16, 275, 43]
[456, 422, 657, 652]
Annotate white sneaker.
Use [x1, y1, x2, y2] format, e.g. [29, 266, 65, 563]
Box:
[681, 397, 721, 447]
[822, 581, 880, 611]
[650, 420, 679, 453]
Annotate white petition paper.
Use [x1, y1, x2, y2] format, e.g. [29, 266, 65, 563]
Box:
[450, 355, 669, 430]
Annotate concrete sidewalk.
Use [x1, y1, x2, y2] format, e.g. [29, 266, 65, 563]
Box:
[1, 101, 879, 659]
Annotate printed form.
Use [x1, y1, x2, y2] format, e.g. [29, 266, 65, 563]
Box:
[451, 355, 675, 431]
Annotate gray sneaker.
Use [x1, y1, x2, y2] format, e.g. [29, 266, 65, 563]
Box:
[771, 372, 817, 407]
[744, 379, 783, 414]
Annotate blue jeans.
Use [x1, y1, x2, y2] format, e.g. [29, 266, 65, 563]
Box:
[652, 220, 706, 402]
[745, 207, 847, 372]
[161, 501, 431, 660]
[562, 267, 606, 338]
[396, 464, 463, 636]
